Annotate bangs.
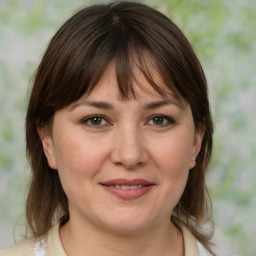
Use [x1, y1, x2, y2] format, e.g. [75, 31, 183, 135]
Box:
[43, 6, 184, 113]
[37, 2, 204, 124]
[60, 35, 181, 107]
[85, 41, 182, 102]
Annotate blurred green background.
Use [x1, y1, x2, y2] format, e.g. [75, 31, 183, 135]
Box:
[0, 0, 255, 255]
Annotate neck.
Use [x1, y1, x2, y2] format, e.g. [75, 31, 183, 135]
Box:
[60, 217, 184, 256]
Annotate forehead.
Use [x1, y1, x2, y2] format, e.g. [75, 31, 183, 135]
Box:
[79, 61, 185, 107]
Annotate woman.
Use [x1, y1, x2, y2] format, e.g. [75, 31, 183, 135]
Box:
[1, 1, 215, 255]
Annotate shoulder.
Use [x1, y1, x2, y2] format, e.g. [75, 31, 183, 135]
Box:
[0, 221, 63, 256]
[197, 241, 213, 256]
[176, 221, 214, 256]
[0, 238, 35, 256]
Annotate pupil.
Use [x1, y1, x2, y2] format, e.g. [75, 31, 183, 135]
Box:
[153, 117, 163, 125]
[92, 117, 102, 125]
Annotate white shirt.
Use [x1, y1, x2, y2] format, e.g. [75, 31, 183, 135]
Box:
[1, 221, 213, 256]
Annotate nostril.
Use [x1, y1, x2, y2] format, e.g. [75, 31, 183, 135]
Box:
[109, 136, 148, 169]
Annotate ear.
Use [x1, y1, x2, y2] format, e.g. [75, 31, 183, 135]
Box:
[37, 121, 57, 170]
[190, 125, 205, 169]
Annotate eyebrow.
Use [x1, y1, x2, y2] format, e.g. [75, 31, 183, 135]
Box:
[143, 99, 184, 110]
[70, 99, 184, 111]
[70, 101, 114, 110]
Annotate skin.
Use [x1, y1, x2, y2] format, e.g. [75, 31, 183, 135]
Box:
[38, 62, 204, 256]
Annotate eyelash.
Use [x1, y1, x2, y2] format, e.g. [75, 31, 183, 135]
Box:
[81, 114, 175, 128]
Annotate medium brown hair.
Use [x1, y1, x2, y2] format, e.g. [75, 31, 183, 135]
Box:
[26, 1, 214, 254]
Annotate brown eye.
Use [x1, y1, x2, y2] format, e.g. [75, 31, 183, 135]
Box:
[152, 116, 164, 125]
[90, 116, 103, 125]
[82, 115, 109, 127]
[147, 115, 175, 127]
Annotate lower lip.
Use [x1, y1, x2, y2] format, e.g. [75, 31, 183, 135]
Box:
[101, 185, 154, 200]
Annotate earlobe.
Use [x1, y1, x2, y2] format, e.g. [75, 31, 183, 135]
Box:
[190, 125, 205, 169]
[190, 160, 196, 169]
[37, 122, 57, 170]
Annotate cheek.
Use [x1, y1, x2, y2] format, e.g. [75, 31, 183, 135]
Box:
[53, 133, 110, 186]
[53, 135, 111, 209]
[149, 133, 193, 203]
[151, 132, 194, 172]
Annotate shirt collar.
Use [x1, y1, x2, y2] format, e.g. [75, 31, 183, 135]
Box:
[45, 221, 200, 256]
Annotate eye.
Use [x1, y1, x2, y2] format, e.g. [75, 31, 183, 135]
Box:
[147, 115, 175, 127]
[81, 115, 110, 127]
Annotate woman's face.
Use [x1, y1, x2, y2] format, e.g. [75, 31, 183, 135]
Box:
[39, 62, 204, 234]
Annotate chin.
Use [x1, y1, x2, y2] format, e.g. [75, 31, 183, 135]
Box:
[104, 222, 150, 235]
[98, 212, 156, 235]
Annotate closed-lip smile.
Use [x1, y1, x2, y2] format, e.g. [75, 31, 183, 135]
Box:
[100, 179, 155, 200]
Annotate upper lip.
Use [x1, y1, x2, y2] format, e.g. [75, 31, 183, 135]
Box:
[100, 179, 154, 186]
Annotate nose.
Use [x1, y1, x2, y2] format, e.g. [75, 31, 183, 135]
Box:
[110, 126, 148, 170]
